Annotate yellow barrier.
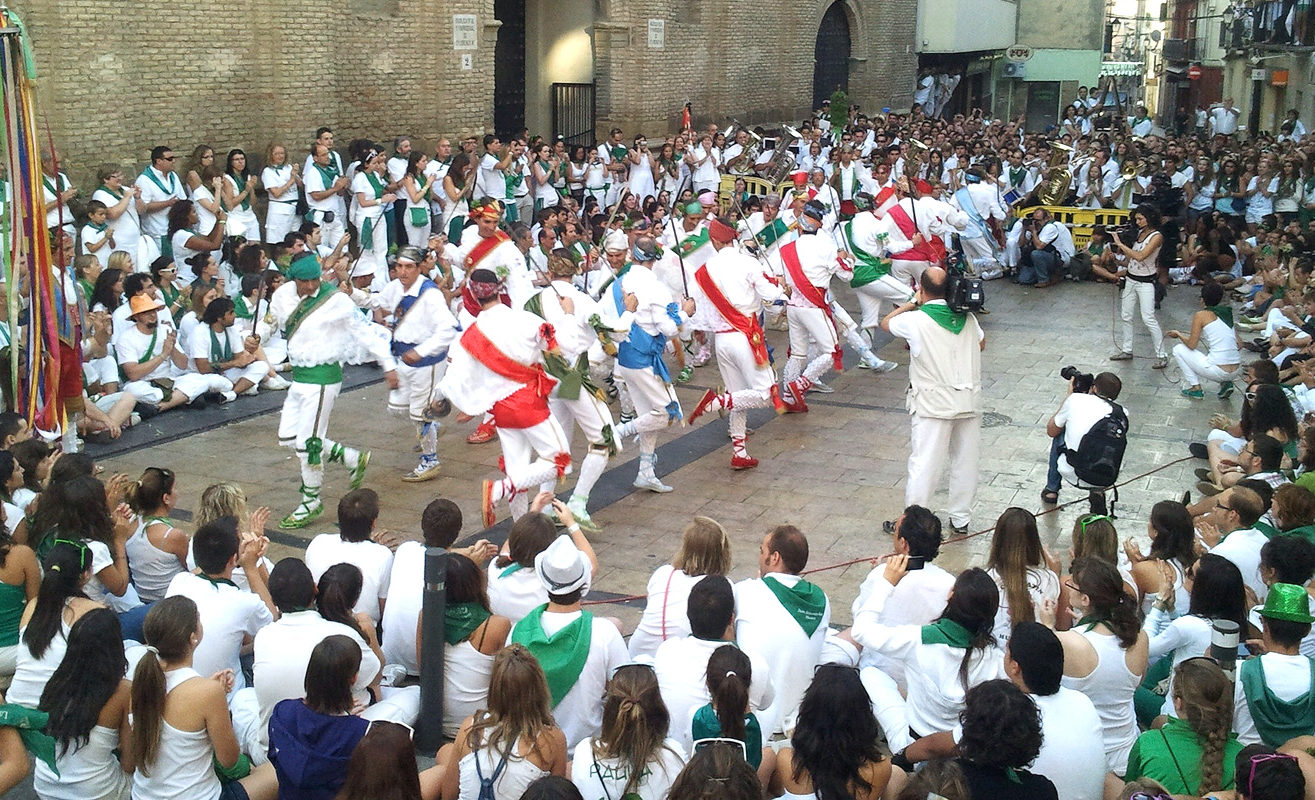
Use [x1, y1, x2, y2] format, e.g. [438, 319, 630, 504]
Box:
[1017, 205, 1131, 249]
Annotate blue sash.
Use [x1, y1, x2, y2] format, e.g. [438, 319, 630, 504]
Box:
[390, 279, 446, 367]
[612, 275, 671, 383]
[954, 186, 1001, 259]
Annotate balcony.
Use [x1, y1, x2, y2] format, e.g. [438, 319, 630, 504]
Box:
[1222, 1, 1315, 51]
[1162, 37, 1197, 61]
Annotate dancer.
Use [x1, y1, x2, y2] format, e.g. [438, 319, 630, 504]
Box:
[775, 201, 848, 412]
[440, 268, 571, 527]
[688, 218, 785, 469]
[259, 252, 393, 529]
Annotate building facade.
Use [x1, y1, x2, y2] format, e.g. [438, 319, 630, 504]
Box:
[14, 0, 916, 188]
[1216, 0, 1314, 136]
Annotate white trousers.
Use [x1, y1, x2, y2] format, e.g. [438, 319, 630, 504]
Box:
[353, 212, 389, 289]
[404, 216, 432, 248]
[853, 275, 915, 330]
[265, 202, 299, 245]
[891, 258, 931, 288]
[1264, 305, 1303, 337]
[1172, 343, 1238, 389]
[83, 355, 120, 388]
[549, 390, 615, 447]
[616, 365, 678, 418]
[222, 360, 270, 388]
[389, 361, 446, 422]
[905, 412, 980, 528]
[1120, 279, 1166, 357]
[787, 306, 839, 356]
[499, 417, 571, 489]
[959, 233, 999, 272]
[278, 381, 342, 447]
[124, 371, 232, 404]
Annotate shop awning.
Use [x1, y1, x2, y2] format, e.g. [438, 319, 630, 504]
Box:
[1100, 61, 1144, 76]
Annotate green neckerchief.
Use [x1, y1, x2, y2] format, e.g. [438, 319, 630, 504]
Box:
[1283, 525, 1315, 547]
[610, 145, 629, 161]
[843, 220, 891, 287]
[227, 172, 251, 211]
[159, 283, 181, 310]
[142, 167, 177, 196]
[1256, 519, 1280, 539]
[199, 572, 240, 589]
[1076, 613, 1109, 631]
[445, 602, 492, 645]
[313, 161, 340, 189]
[499, 562, 524, 579]
[1240, 656, 1315, 747]
[1206, 304, 1234, 327]
[761, 576, 826, 637]
[209, 326, 233, 365]
[234, 295, 253, 320]
[0, 704, 56, 773]
[364, 171, 385, 200]
[77, 279, 94, 303]
[136, 326, 160, 363]
[675, 228, 711, 259]
[97, 183, 124, 201]
[920, 303, 967, 334]
[920, 617, 974, 648]
[42, 173, 66, 196]
[283, 282, 337, 342]
[510, 604, 594, 705]
[1009, 166, 1026, 187]
[85, 220, 108, 234]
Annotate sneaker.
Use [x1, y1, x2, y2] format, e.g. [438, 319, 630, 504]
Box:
[1218, 382, 1235, 399]
[1110, 351, 1134, 361]
[567, 499, 601, 533]
[1181, 387, 1205, 398]
[858, 354, 898, 372]
[633, 474, 674, 493]
[261, 374, 290, 391]
[1196, 479, 1224, 497]
[218, 390, 239, 404]
[349, 450, 371, 489]
[950, 522, 970, 536]
[279, 499, 323, 529]
[1152, 357, 1169, 370]
[808, 381, 835, 394]
[1195, 467, 1215, 482]
[401, 457, 441, 483]
[240, 384, 260, 397]
[128, 412, 141, 427]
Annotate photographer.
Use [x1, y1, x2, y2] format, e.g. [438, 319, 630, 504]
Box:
[1042, 370, 1126, 512]
[1017, 208, 1074, 287]
[1110, 203, 1169, 368]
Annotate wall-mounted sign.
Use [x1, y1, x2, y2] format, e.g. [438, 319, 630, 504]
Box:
[453, 14, 477, 50]
[1005, 44, 1034, 62]
[648, 19, 665, 48]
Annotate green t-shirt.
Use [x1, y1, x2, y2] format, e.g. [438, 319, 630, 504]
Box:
[1124, 717, 1242, 794]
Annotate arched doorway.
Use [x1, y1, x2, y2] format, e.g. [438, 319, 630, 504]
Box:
[813, 2, 851, 110]
[494, 0, 527, 138]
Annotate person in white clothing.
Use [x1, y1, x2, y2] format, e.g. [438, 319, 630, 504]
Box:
[304, 143, 349, 250]
[839, 189, 917, 351]
[509, 536, 628, 750]
[488, 511, 597, 625]
[261, 143, 301, 247]
[135, 146, 187, 255]
[188, 297, 275, 397]
[1234, 583, 1315, 746]
[882, 267, 985, 535]
[115, 295, 235, 412]
[774, 202, 848, 413]
[655, 574, 774, 751]
[1109, 204, 1168, 366]
[163, 516, 277, 693]
[687, 133, 721, 195]
[91, 165, 143, 260]
[1210, 98, 1241, 137]
[349, 146, 397, 290]
[733, 525, 829, 735]
[1201, 487, 1270, 603]
[41, 153, 77, 236]
[1169, 282, 1241, 399]
[303, 489, 393, 624]
[629, 516, 732, 660]
[1042, 371, 1126, 508]
[953, 168, 1006, 277]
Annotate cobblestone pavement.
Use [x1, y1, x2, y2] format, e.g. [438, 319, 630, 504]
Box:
[101, 277, 1215, 630]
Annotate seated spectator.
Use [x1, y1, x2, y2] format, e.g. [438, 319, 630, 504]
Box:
[524, 776, 585, 800]
[489, 503, 598, 625]
[33, 607, 131, 800]
[1233, 744, 1307, 800]
[193, 482, 272, 593]
[1126, 500, 1197, 615]
[952, 680, 1057, 798]
[189, 297, 280, 396]
[338, 720, 442, 800]
[628, 516, 732, 660]
[304, 489, 392, 624]
[892, 759, 969, 800]
[0, 452, 23, 537]
[0, 516, 37, 687]
[164, 516, 276, 691]
[1125, 657, 1243, 795]
[654, 575, 773, 752]
[176, 281, 219, 354]
[131, 596, 278, 800]
[569, 663, 687, 800]
[148, 258, 187, 324]
[1235, 583, 1315, 746]
[1202, 485, 1270, 601]
[124, 467, 190, 604]
[267, 635, 369, 800]
[667, 741, 761, 800]
[7, 542, 103, 708]
[772, 664, 896, 800]
[511, 536, 627, 749]
[1254, 535, 1315, 657]
[440, 644, 568, 800]
[8, 439, 46, 517]
[431, 553, 508, 737]
[985, 507, 1060, 648]
[115, 294, 235, 412]
[733, 525, 831, 736]
[1270, 484, 1315, 543]
[166, 199, 226, 284]
[314, 564, 387, 698]
[689, 644, 772, 785]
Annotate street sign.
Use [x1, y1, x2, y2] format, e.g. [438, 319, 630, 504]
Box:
[1187, 64, 1202, 80]
[1005, 44, 1034, 62]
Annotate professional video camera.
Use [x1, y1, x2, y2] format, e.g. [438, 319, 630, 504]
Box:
[946, 239, 985, 313]
[1060, 365, 1094, 394]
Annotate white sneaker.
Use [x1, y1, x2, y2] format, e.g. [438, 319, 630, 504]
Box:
[634, 474, 674, 493]
[808, 380, 835, 394]
[240, 384, 260, 397]
[219, 391, 238, 404]
[261, 374, 290, 391]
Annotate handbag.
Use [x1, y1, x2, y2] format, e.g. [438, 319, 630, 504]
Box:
[409, 206, 429, 228]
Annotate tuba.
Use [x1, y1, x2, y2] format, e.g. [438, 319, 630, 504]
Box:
[1035, 142, 1075, 206]
[765, 124, 802, 184]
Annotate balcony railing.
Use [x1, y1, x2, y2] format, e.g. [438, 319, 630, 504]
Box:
[1163, 37, 1197, 61]
[1223, 1, 1314, 51]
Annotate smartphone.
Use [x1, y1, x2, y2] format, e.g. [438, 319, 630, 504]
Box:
[905, 555, 925, 571]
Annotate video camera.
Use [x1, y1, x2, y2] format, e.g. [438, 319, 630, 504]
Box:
[946, 240, 985, 313]
[1061, 365, 1094, 394]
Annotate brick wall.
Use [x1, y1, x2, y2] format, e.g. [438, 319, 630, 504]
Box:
[15, 0, 915, 190]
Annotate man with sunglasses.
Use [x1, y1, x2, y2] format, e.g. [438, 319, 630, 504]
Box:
[1201, 486, 1270, 602]
[134, 146, 186, 255]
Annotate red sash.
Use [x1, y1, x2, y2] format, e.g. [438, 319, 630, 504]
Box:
[693, 265, 769, 366]
[779, 241, 844, 372]
[887, 204, 946, 263]
[465, 230, 511, 270]
[460, 323, 556, 429]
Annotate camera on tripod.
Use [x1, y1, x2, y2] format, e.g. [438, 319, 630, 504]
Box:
[1061, 365, 1094, 394]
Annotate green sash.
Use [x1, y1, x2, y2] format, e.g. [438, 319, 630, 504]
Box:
[209, 327, 233, 365]
[499, 563, 524, 579]
[1009, 167, 1026, 188]
[920, 617, 974, 648]
[227, 173, 251, 211]
[0, 704, 56, 772]
[136, 328, 160, 363]
[511, 604, 593, 705]
[444, 602, 492, 646]
[843, 221, 892, 288]
[97, 184, 124, 201]
[142, 167, 176, 197]
[160, 283, 181, 312]
[42, 173, 67, 197]
[283, 282, 337, 341]
[234, 295, 253, 320]
[921, 303, 967, 334]
[1240, 656, 1315, 747]
[674, 228, 711, 259]
[1206, 304, 1234, 328]
[313, 162, 340, 191]
[755, 218, 789, 250]
[523, 292, 603, 402]
[761, 576, 826, 637]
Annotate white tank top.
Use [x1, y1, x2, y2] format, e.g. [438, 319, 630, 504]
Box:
[1060, 627, 1140, 774]
[131, 668, 222, 800]
[126, 518, 185, 603]
[443, 640, 495, 738]
[8, 611, 72, 708]
[1140, 559, 1190, 619]
[457, 737, 550, 800]
[33, 723, 131, 800]
[1201, 316, 1240, 365]
[1127, 230, 1161, 279]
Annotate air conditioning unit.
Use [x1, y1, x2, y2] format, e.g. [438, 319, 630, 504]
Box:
[1003, 61, 1027, 78]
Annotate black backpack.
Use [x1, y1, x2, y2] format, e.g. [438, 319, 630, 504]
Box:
[1067, 400, 1128, 488]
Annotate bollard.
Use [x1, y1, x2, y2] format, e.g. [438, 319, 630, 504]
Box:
[415, 548, 448, 752]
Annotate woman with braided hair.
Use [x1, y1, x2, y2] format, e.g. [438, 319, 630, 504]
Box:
[1124, 657, 1244, 794]
[569, 663, 686, 800]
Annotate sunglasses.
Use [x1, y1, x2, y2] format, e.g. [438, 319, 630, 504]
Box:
[1078, 514, 1111, 535]
[1248, 752, 1298, 796]
[692, 737, 747, 760]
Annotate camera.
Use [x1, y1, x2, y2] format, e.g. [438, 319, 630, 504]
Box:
[1061, 366, 1094, 394]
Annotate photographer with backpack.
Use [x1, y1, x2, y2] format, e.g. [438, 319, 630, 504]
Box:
[1041, 371, 1128, 514]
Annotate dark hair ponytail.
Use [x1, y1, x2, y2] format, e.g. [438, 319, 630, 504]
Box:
[316, 563, 366, 638]
[24, 542, 91, 659]
[131, 596, 199, 773]
[940, 567, 1000, 690]
[705, 645, 751, 741]
[1073, 557, 1142, 648]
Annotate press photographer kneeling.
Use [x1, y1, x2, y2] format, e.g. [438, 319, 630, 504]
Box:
[1042, 369, 1128, 514]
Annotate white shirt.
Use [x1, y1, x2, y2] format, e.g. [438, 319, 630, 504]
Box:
[1234, 652, 1315, 745]
[987, 566, 1061, 649]
[1211, 105, 1241, 136]
[513, 609, 628, 750]
[251, 610, 380, 754]
[373, 277, 460, 359]
[628, 567, 710, 660]
[653, 635, 774, 751]
[186, 323, 245, 372]
[570, 737, 687, 800]
[1210, 528, 1269, 603]
[304, 161, 346, 217]
[165, 571, 274, 689]
[303, 534, 393, 624]
[487, 547, 592, 626]
[691, 146, 720, 185]
[1054, 392, 1123, 487]
[134, 167, 185, 238]
[381, 540, 426, 675]
[115, 324, 174, 381]
[91, 187, 141, 252]
[1027, 689, 1108, 800]
[476, 152, 505, 201]
[733, 573, 830, 735]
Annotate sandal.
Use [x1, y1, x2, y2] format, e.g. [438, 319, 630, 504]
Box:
[1041, 489, 1059, 504]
